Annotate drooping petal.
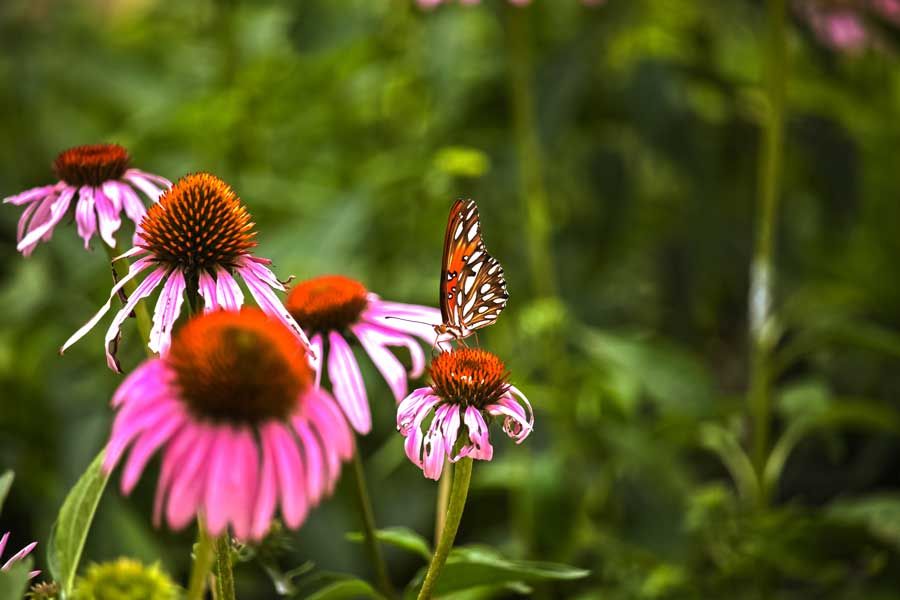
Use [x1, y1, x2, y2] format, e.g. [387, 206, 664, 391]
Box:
[231, 427, 259, 540]
[103, 266, 169, 371]
[197, 270, 219, 312]
[397, 388, 438, 435]
[251, 424, 279, 540]
[120, 408, 187, 494]
[125, 168, 172, 190]
[327, 331, 371, 434]
[441, 404, 462, 456]
[17, 186, 75, 252]
[293, 419, 328, 501]
[422, 419, 447, 481]
[148, 269, 186, 355]
[486, 388, 534, 443]
[92, 185, 122, 248]
[352, 323, 412, 402]
[112, 358, 173, 407]
[74, 188, 97, 248]
[125, 171, 164, 201]
[60, 256, 155, 356]
[304, 387, 354, 462]
[154, 423, 203, 526]
[265, 423, 308, 528]
[112, 181, 147, 223]
[460, 406, 493, 461]
[166, 425, 215, 530]
[236, 257, 311, 350]
[204, 426, 238, 537]
[2, 541, 37, 571]
[215, 267, 244, 311]
[3, 184, 55, 206]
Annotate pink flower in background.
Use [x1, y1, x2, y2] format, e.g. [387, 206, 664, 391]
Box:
[397, 348, 533, 480]
[797, 0, 900, 52]
[286, 275, 441, 435]
[417, 0, 604, 8]
[0, 532, 40, 579]
[104, 309, 353, 541]
[60, 172, 310, 372]
[3, 144, 170, 256]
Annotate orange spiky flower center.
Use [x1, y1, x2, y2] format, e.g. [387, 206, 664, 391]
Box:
[286, 275, 369, 334]
[167, 309, 312, 425]
[53, 144, 131, 187]
[429, 348, 509, 409]
[139, 172, 257, 271]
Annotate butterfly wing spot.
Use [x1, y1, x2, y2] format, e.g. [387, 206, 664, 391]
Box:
[454, 222, 464, 240]
[479, 283, 491, 294]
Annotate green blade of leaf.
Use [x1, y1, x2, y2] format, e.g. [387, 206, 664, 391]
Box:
[406, 545, 589, 598]
[0, 558, 33, 600]
[47, 449, 110, 598]
[0, 471, 13, 515]
[345, 527, 432, 561]
[304, 578, 385, 600]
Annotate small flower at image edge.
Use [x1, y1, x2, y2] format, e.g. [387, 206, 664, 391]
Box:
[0, 531, 40, 579]
[398, 348, 533, 480]
[60, 172, 310, 371]
[73, 558, 178, 600]
[104, 309, 353, 541]
[287, 274, 442, 434]
[3, 144, 170, 256]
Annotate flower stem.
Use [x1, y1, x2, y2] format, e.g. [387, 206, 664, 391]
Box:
[749, 0, 787, 504]
[350, 448, 394, 597]
[104, 243, 153, 352]
[417, 457, 473, 600]
[186, 521, 215, 600]
[215, 534, 236, 600]
[434, 460, 452, 545]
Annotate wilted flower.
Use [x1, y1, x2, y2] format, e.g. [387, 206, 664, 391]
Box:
[73, 558, 178, 600]
[103, 309, 353, 541]
[3, 144, 170, 256]
[397, 348, 533, 480]
[286, 275, 441, 434]
[0, 532, 39, 579]
[797, 0, 900, 51]
[60, 172, 310, 371]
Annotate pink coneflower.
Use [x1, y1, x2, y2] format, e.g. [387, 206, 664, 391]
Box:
[0, 532, 39, 579]
[3, 144, 170, 256]
[104, 309, 353, 541]
[397, 348, 533, 480]
[60, 172, 310, 372]
[797, 0, 900, 51]
[285, 275, 441, 435]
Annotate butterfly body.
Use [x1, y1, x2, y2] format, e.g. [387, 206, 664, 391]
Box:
[436, 199, 508, 343]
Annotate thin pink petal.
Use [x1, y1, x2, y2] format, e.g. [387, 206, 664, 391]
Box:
[327, 331, 371, 434]
[17, 187, 74, 252]
[120, 410, 186, 494]
[124, 172, 164, 201]
[154, 423, 203, 526]
[204, 426, 238, 537]
[352, 323, 409, 402]
[215, 267, 244, 310]
[236, 259, 312, 351]
[197, 270, 219, 313]
[104, 266, 169, 371]
[60, 256, 155, 356]
[251, 425, 279, 540]
[92, 186, 122, 248]
[74, 188, 97, 248]
[148, 269, 186, 354]
[167, 426, 214, 530]
[3, 184, 55, 206]
[266, 423, 308, 528]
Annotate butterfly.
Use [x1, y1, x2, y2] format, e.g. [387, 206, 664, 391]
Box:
[434, 199, 509, 343]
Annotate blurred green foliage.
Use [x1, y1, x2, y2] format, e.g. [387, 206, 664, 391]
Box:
[3, 0, 900, 597]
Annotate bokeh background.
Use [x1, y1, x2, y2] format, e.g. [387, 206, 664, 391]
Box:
[3, 0, 900, 597]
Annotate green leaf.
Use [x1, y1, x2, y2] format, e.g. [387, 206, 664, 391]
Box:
[345, 527, 431, 561]
[827, 494, 900, 550]
[47, 449, 110, 598]
[0, 471, 13, 515]
[0, 558, 33, 600]
[305, 578, 384, 600]
[407, 545, 589, 598]
[698, 423, 759, 505]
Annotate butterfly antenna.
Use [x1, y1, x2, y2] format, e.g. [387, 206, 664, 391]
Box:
[384, 315, 432, 327]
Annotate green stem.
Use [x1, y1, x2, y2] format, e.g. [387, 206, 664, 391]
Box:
[215, 534, 235, 600]
[749, 0, 787, 502]
[350, 448, 394, 597]
[186, 521, 215, 600]
[434, 460, 452, 546]
[104, 243, 153, 353]
[507, 7, 557, 299]
[417, 457, 473, 600]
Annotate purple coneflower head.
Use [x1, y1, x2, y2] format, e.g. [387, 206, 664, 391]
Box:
[0, 532, 40, 579]
[286, 275, 441, 435]
[60, 172, 311, 372]
[104, 309, 353, 542]
[398, 347, 533, 480]
[3, 144, 170, 256]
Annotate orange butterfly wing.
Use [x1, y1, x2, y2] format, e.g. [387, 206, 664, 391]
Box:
[439, 199, 508, 336]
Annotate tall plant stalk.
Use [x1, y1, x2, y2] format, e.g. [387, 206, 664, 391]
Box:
[749, 0, 787, 500]
[417, 458, 473, 600]
[351, 447, 394, 597]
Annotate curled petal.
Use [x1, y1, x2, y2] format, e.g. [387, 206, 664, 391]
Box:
[460, 406, 493, 461]
[103, 266, 169, 371]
